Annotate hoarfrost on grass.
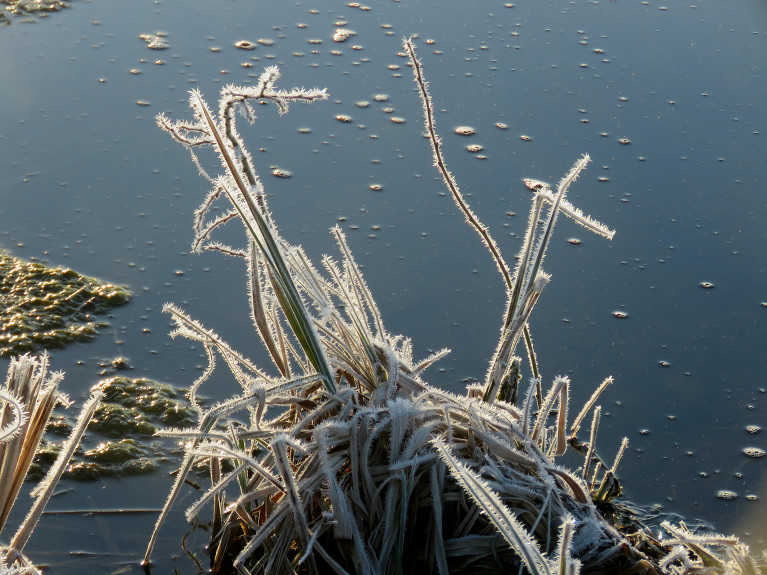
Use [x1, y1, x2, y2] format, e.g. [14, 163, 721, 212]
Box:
[140, 38, 763, 575]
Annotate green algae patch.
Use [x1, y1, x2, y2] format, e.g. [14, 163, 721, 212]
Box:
[92, 376, 196, 428]
[0, 250, 130, 356]
[29, 438, 157, 481]
[0, 0, 71, 24]
[67, 457, 158, 481]
[89, 402, 157, 437]
[30, 375, 195, 481]
[0, 0, 75, 27]
[68, 439, 158, 480]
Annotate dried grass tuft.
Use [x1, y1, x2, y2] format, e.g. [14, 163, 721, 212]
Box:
[142, 40, 762, 575]
[0, 354, 103, 573]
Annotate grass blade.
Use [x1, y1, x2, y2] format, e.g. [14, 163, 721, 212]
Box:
[432, 438, 552, 575]
[5, 391, 103, 563]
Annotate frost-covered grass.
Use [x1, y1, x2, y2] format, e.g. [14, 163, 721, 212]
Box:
[141, 39, 762, 575]
[0, 354, 102, 574]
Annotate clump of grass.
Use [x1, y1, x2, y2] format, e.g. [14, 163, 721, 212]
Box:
[142, 40, 762, 575]
[0, 353, 103, 573]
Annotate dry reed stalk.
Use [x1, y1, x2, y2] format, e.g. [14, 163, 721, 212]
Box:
[0, 354, 103, 572]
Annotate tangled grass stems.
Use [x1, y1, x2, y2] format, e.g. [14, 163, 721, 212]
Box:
[142, 39, 762, 575]
[0, 354, 103, 573]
